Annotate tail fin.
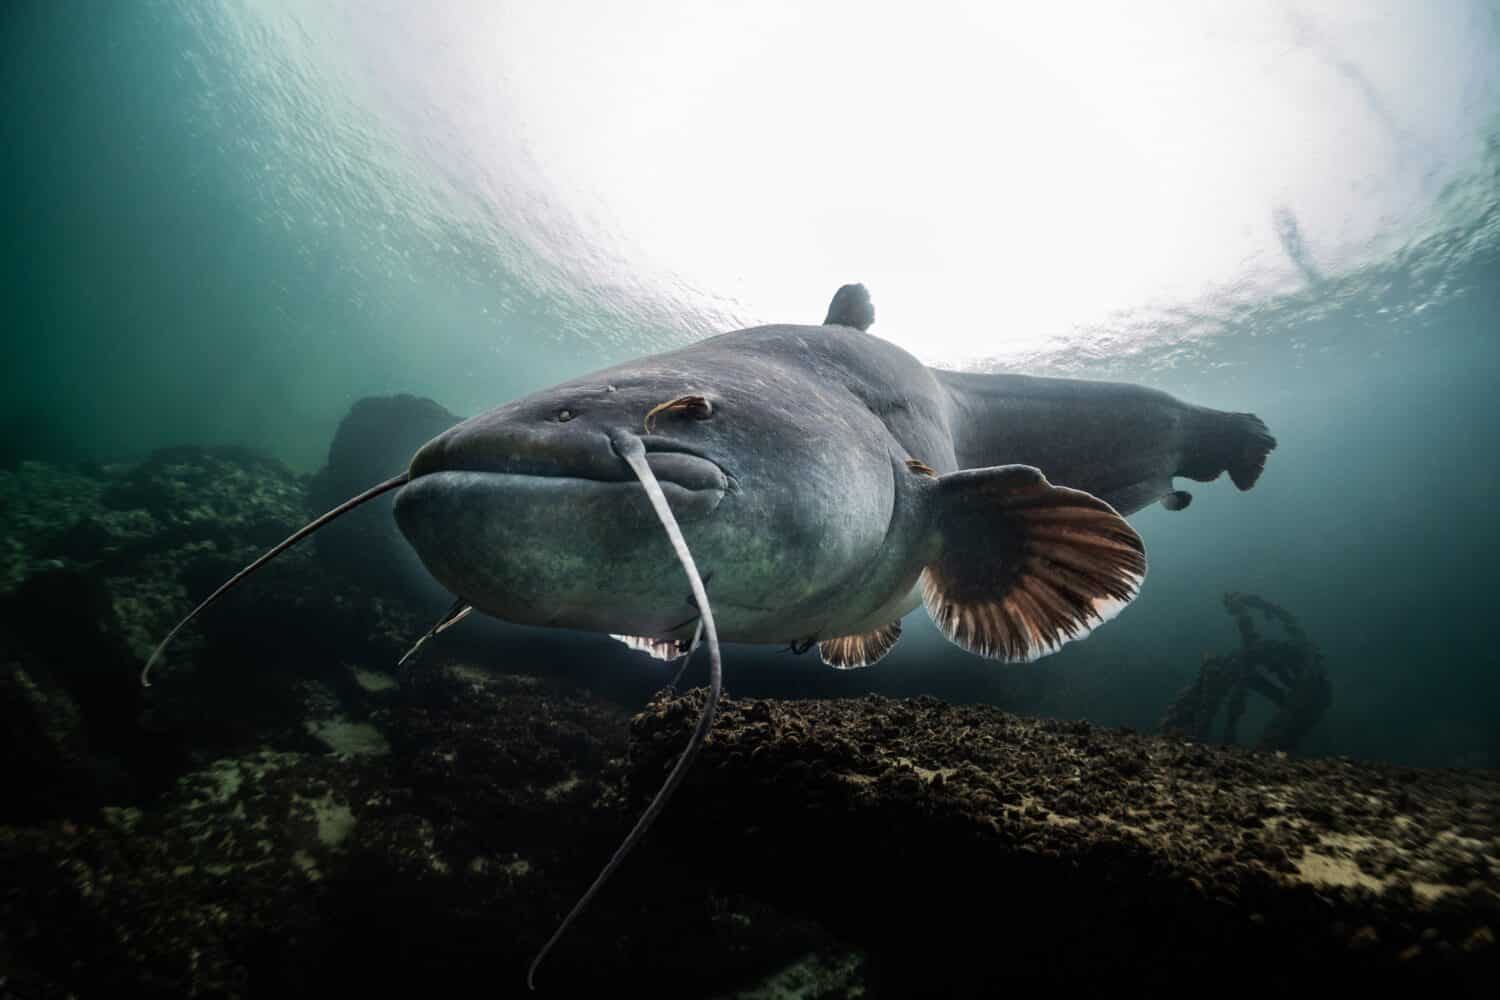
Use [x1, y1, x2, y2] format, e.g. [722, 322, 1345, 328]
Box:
[1181, 410, 1277, 491]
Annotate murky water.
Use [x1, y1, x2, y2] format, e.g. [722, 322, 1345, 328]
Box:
[4, 1, 1497, 767]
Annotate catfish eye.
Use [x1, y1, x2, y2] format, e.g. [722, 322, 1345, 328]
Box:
[557, 408, 575, 422]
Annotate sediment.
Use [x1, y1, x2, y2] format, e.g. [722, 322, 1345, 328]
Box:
[630, 691, 1499, 994]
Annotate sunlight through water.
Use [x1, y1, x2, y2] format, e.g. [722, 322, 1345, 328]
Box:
[208, 0, 1500, 371]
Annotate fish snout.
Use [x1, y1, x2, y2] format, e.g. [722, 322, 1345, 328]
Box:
[408, 417, 622, 482]
[408, 417, 732, 499]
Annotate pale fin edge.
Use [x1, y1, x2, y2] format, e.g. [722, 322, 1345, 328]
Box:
[818, 620, 903, 669]
[919, 568, 1140, 663]
[920, 474, 1147, 663]
[611, 633, 692, 660]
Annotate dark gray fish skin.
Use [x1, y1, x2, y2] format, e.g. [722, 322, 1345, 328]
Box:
[395, 323, 934, 645]
[824, 282, 876, 331]
[935, 369, 1276, 516]
[393, 320, 1273, 654]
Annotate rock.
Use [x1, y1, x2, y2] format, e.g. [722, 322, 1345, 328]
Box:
[0, 665, 841, 996]
[630, 691, 1500, 994]
[0, 448, 432, 821]
[0, 658, 89, 817]
[305, 395, 461, 600]
[0, 569, 184, 821]
[0, 461, 114, 593]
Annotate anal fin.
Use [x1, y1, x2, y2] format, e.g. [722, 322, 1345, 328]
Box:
[612, 633, 693, 660]
[1162, 489, 1192, 511]
[818, 620, 902, 669]
[922, 465, 1146, 662]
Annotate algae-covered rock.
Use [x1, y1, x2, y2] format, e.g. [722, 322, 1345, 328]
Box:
[98, 444, 304, 530]
[0, 461, 117, 592]
[0, 447, 429, 822]
[631, 691, 1500, 994]
[0, 665, 842, 997]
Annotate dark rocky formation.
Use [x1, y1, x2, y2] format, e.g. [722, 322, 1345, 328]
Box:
[305, 394, 461, 600]
[0, 663, 849, 997]
[0, 450, 856, 997]
[631, 691, 1498, 995]
[1161, 591, 1332, 751]
[0, 447, 429, 821]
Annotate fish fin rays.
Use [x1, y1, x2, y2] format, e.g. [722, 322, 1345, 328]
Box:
[921, 465, 1146, 662]
[818, 620, 903, 669]
[611, 633, 694, 660]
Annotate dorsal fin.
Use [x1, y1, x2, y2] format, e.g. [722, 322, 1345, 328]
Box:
[921, 465, 1146, 661]
[823, 283, 875, 331]
[818, 620, 903, 669]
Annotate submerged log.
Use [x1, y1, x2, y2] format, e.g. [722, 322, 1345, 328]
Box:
[1161, 592, 1332, 751]
[630, 692, 1498, 994]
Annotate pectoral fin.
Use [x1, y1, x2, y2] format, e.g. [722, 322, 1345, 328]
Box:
[818, 620, 903, 669]
[922, 465, 1146, 662]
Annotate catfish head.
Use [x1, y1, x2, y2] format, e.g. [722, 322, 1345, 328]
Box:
[392, 342, 909, 646]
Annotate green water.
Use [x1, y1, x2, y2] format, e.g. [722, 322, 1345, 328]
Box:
[4, 1, 1498, 767]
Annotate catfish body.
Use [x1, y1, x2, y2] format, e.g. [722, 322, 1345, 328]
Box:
[394, 300, 1274, 667]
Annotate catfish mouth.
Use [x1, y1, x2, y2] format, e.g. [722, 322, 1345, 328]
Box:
[406, 431, 734, 504]
[393, 429, 730, 628]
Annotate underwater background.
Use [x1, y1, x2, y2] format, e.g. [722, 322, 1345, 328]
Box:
[2, 3, 1500, 994]
[6, 0, 1497, 767]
